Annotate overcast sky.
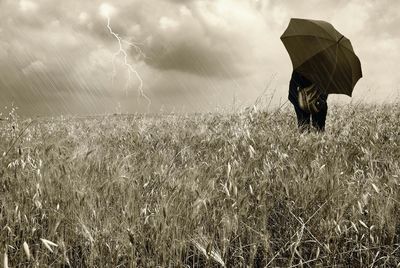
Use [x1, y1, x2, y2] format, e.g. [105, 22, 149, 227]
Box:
[0, 0, 399, 115]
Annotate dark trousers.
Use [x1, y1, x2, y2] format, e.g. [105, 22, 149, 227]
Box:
[293, 102, 327, 132]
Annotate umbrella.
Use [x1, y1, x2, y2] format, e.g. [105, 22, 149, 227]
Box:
[281, 18, 362, 96]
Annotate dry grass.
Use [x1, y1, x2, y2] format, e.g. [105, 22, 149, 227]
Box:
[0, 103, 399, 267]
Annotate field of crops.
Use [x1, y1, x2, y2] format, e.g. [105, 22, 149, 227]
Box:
[1, 103, 399, 267]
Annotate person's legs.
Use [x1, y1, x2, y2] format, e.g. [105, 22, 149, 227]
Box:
[312, 101, 328, 132]
[293, 103, 311, 132]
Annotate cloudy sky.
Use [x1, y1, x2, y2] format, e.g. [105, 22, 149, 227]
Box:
[0, 0, 399, 115]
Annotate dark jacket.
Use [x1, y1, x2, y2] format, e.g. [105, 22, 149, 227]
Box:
[288, 71, 313, 105]
[288, 71, 327, 105]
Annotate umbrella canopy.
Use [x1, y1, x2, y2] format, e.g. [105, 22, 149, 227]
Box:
[281, 18, 362, 96]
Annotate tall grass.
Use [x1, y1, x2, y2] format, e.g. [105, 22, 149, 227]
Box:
[1, 103, 399, 267]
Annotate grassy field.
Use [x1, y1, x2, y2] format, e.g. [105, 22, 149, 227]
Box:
[1, 103, 399, 267]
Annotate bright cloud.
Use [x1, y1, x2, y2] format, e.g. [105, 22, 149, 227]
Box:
[99, 3, 116, 18]
[159, 17, 180, 30]
[19, 0, 38, 12]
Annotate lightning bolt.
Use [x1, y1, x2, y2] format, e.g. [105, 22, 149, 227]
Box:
[103, 9, 151, 109]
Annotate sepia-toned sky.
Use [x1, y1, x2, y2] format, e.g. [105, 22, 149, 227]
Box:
[0, 0, 399, 115]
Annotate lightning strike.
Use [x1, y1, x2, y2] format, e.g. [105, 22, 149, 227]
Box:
[100, 3, 151, 108]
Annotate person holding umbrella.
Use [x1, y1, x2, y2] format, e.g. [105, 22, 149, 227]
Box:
[289, 70, 328, 131]
[281, 18, 362, 132]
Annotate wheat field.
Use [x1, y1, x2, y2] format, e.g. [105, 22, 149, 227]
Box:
[1, 103, 399, 267]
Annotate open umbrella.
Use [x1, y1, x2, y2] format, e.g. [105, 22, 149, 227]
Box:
[281, 18, 362, 96]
